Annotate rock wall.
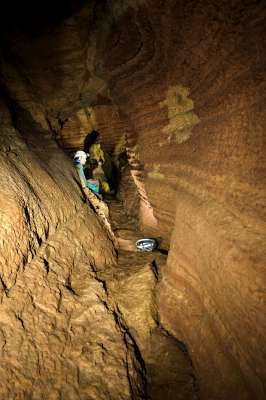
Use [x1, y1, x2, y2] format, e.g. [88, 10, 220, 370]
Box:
[0, 101, 145, 399]
[60, 104, 126, 154]
[0, 0, 266, 399]
[99, 2, 266, 398]
[0, 1, 110, 130]
[103, 2, 265, 398]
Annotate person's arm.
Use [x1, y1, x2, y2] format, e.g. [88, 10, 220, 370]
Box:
[75, 162, 87, 189]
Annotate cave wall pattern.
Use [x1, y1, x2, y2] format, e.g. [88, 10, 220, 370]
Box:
[0, 1, 266, 399]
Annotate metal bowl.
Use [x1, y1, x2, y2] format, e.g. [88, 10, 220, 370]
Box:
[135, 238, 158, 252]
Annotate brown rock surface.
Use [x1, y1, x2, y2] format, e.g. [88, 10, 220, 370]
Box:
[100, 2, 266, 398]
[101, 200, 198, 400]
[0, 1, 266, 399]
[0, 103, 145, 399]
[60, 104, 126, 154]
[0, 99, 197, 399]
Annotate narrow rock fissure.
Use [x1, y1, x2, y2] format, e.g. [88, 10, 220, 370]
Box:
[93, 198, 199, 399]
[0, 1, 265, 399]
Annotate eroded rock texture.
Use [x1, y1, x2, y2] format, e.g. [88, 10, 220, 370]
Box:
[103, 3, 266, 399]
[0, 0, 266, 399]
[0, 102, 146, 399]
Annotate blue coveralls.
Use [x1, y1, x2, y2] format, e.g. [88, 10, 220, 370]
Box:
[74, 161, 100, 196]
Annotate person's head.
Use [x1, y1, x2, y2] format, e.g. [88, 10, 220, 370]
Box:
[73, 150, 89, 166]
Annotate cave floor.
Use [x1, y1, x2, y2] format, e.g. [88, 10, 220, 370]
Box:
[97, 199, 199, 400]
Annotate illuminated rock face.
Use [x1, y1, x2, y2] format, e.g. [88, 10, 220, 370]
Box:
[0, 102, 143, 399]
[0, 1, 266, 399]
[101, 3, 266, 399]
[0, 101, 196, 400]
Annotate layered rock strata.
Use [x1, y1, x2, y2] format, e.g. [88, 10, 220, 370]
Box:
[101, 2, 266, 398]
[0, 100, 198, 399]
[0, 1, 265, 399]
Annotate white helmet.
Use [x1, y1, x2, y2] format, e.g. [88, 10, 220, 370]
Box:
[74, 150, 89, 165]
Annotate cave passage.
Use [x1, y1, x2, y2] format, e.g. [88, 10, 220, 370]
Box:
[0, 1, 266, 400]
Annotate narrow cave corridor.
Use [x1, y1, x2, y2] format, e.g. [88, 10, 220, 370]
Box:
[0, 1, 266, 399]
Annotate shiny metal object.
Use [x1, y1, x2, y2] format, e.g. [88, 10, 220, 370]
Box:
[135, 238, 157, 252]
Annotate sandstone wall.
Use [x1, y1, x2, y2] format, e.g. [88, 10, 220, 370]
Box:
[0, 1, 265, 399]
[100, 1, 266, 398]
[0, 101, 143, 399]
[60, 104, 126, 154]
